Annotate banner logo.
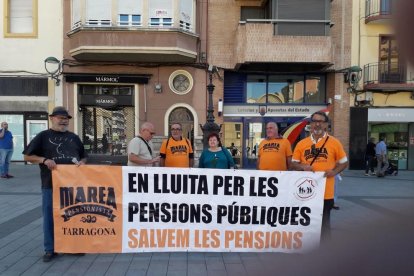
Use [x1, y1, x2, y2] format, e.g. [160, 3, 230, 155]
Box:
[294, 178, 318, 200]
[59, 186, 117, 222]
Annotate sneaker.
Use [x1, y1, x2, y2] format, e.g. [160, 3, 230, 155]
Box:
[0, 175, 7, 179]
[5, 174, 14, 178]
[364, 173, 369, 176]
[371, 172, 376, 176]
[332, 205, 340, 210]
[43, 252, 57, 262]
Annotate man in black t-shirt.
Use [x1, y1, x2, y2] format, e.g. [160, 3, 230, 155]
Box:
[23, 106, 87, 262]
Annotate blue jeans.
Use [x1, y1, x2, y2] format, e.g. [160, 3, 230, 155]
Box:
[42, 188, 54, 253]
[0, 148, 13, 176]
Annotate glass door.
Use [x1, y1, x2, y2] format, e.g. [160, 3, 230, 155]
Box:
[243, 118, 265, 169]
[26, 120, 48, 143]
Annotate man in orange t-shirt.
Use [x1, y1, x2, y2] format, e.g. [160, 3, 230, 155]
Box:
[291, 111, 348, 240]
[160, 123, 194, 168]
[257, 122, 292, 171]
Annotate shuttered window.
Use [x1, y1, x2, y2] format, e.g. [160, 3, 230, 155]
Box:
[276, 0, 329, 36]
[4, 0, 38, 37]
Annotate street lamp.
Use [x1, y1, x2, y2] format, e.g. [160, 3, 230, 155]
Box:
[200, 65, 221, 148]
[44, 56, 62, 86]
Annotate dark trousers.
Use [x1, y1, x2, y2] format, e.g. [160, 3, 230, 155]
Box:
[321, 199, 334, 242]
[365, 155, 375, 173]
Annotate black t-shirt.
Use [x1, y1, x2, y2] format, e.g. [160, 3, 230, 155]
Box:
[22, 129, 87, 189]
[365, 141, 376, 157]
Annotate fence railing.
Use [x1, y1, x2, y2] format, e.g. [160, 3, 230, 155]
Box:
[363, 62, 406, 85]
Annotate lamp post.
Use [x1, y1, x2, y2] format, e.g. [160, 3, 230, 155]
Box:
[44, 56, 62, 86]
[200, 65, 221, 149]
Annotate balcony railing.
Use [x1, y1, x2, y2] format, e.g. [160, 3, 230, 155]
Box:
[363, 62, 407, 86]
[365, 0, 392, 21]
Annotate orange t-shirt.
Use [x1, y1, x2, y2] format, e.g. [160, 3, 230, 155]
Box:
[292, 135, 347, 199]
[160, 138, 193, 167]
[258, 138, 292, 171]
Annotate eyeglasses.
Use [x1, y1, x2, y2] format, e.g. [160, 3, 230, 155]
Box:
[171, 128, 182, 131]
[310, 119, 327, 124]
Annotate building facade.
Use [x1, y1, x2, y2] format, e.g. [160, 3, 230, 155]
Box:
[60, 0, 209, 164]
[208, 0, 352, 168]
[349, 0, 414, 170]
[0, 0, 62, 161]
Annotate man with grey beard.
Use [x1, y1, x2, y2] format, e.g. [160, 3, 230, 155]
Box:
[23, 106, 87, 262]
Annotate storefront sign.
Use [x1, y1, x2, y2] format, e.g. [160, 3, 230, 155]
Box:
[223, 105, 326, 117]
[95, 96, 118, 108]
[368, 108, 414, 122]
[65, 74, 150, 84]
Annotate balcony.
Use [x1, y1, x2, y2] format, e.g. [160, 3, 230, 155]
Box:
[234, 22, 333, 71]
[66, 27, 198, 63]
[365, 0, 393, 24]
[363, 62, 414, 91]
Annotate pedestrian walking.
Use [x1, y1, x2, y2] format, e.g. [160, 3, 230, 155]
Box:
[375, 136, 388, 177]
[364, 137, 376, 176]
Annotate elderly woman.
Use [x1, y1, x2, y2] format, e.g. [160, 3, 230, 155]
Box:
[199, 133, 235, 169]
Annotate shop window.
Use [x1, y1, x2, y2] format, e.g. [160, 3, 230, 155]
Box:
[79, 85, 133, 95]
[4, 0, 38, 38]
[370, 123, 408, 170]
[243, 74, 325, 104]
[246, 76, 267, 103]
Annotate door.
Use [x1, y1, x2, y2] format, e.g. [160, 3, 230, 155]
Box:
[243, 118, 266, 169]
[379, 36, 403, 83]
[26, 120, 48, 143]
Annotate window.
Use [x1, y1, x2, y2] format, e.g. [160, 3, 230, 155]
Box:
[149, 0, 173, 27]
[180, 0, 193, 31]
[85, 0, 111, 26]
[246, 76, 267, 103]
[4, 0, 38, 37]
[273, 0, 330, 36]
[150, 17, 173, 27]
[243, 74, 325, 104]
[79, 85, 133, 95]
[118, 0, 142, 26]
[72, 0, 81, 29]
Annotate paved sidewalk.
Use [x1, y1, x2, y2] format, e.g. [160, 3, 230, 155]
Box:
[1, 164, 413, 275]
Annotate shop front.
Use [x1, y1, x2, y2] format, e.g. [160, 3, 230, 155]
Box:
[349, 107, 414, 170]
[65, 74, 150, 165]
[222, 105, 326, 169]
[222, 71, 328, 169]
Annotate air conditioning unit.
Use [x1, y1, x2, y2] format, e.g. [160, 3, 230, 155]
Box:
[356, 92, 373, 102]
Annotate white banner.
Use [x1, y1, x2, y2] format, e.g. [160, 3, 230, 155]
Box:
[122, 167, 325, 253]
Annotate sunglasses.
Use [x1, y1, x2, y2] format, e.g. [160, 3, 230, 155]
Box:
[171, 128, 182, 131]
